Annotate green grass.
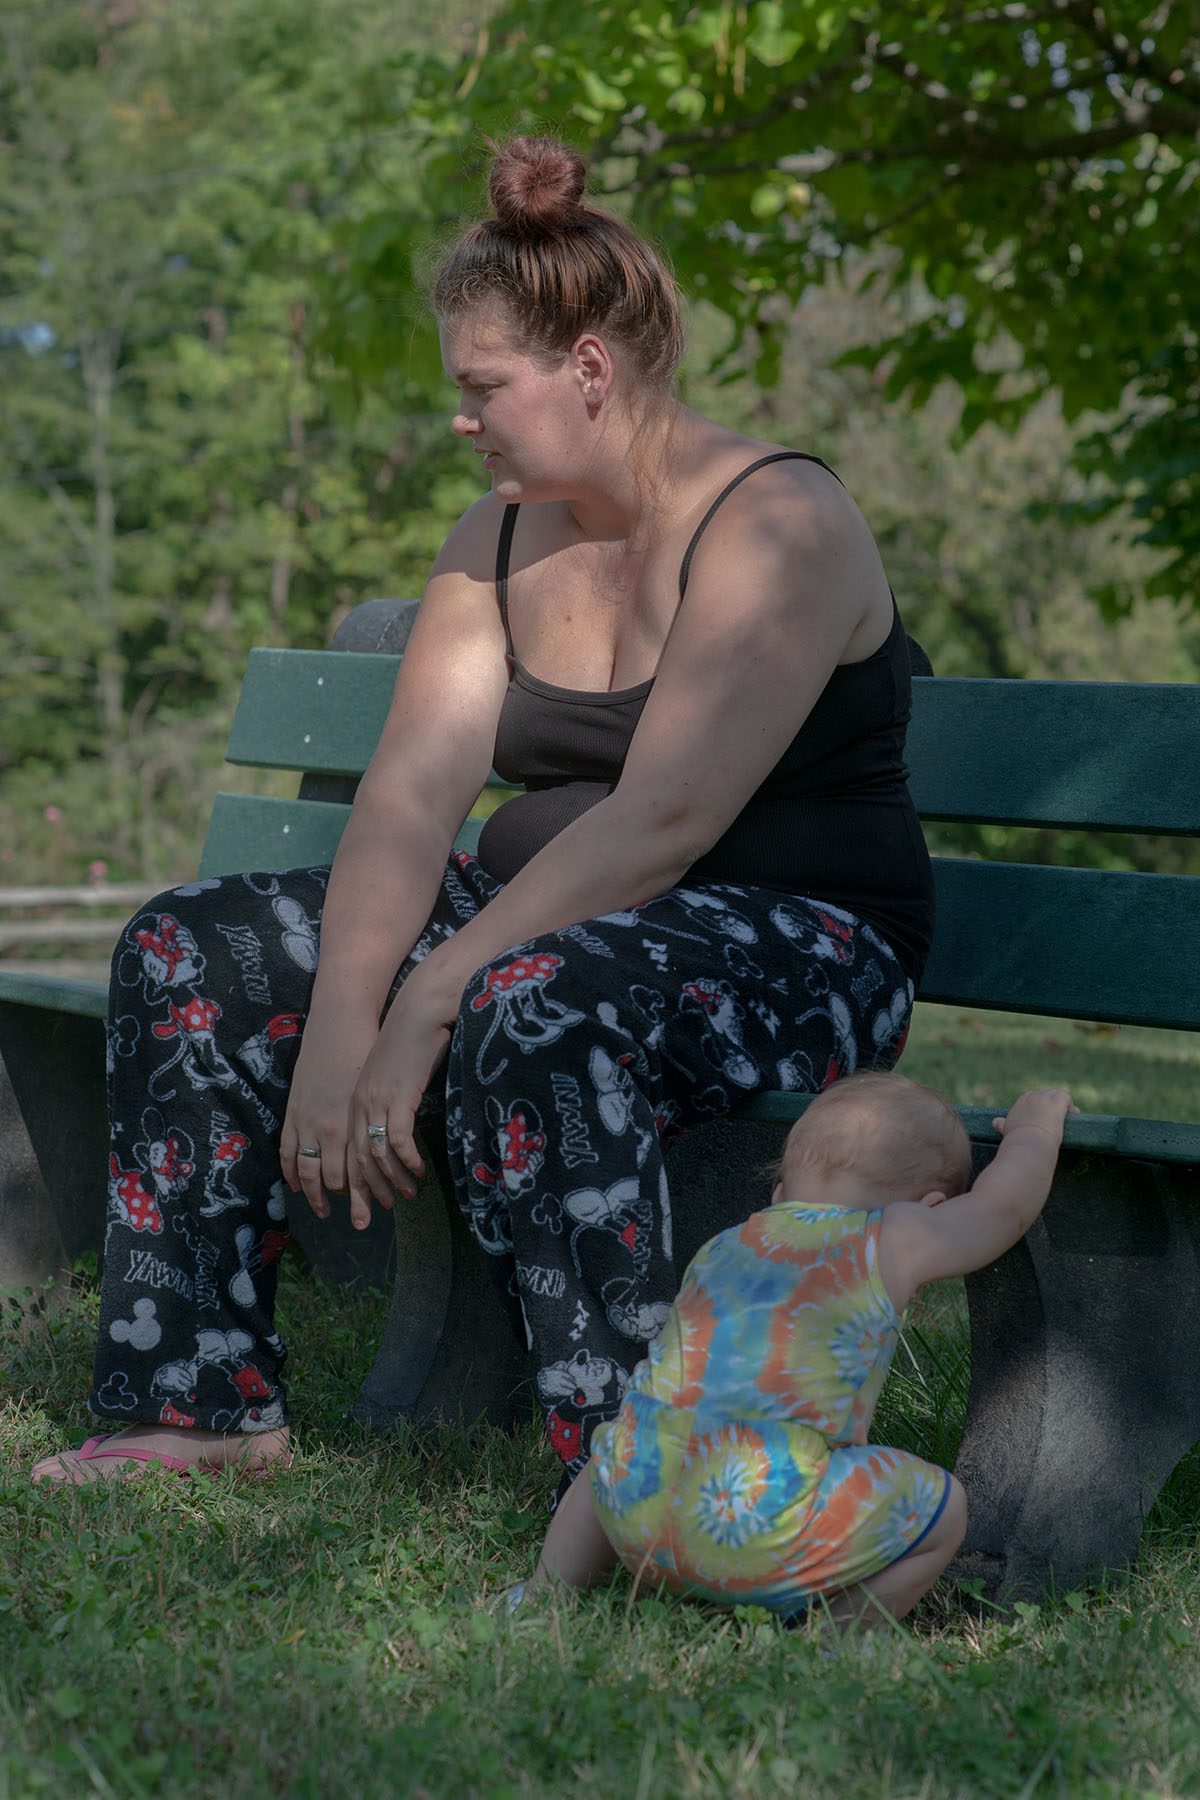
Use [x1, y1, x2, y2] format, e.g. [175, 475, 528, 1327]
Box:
[2, 1009, 1200, 1798]
[901, 1002, 1200, 1124]
[5, 1264, 1200, 1800]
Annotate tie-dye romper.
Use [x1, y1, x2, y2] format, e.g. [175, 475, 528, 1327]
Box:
[588, 1200, 951, 1614]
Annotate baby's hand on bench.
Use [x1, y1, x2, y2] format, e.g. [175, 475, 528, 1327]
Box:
[992, 1088, 1078, 1144]
[900, 1088, 1079, 1289]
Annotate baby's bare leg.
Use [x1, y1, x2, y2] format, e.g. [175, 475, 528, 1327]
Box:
[819, 1475, 967, 1631]
[526, 1467, 620, 1595]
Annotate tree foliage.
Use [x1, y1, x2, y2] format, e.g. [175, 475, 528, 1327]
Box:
[0, 0, 1196, 888]
[318, 0, 1199, 610]
[0, 0, 476, 869]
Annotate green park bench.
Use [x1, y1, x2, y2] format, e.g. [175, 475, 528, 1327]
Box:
[1, 595, 1197, 1600]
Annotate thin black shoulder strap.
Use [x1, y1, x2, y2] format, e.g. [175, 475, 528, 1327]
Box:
[677, 452, 842, 599]
[495, 503, 520, 658]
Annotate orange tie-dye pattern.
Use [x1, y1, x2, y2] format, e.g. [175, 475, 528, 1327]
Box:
[660, 1279, 718, 1408]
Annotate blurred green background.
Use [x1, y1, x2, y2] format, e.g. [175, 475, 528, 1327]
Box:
[1, 0, 1196, 898]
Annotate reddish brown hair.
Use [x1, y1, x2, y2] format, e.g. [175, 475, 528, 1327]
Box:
[434, 136, 685, 390]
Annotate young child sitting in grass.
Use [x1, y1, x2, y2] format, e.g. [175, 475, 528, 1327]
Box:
[513, 1072, 1075, 1630]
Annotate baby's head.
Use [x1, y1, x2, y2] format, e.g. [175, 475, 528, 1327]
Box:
[775, 1072, 971, 1208]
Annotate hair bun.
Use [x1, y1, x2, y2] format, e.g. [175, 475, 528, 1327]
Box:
[489, 136, 587, 237]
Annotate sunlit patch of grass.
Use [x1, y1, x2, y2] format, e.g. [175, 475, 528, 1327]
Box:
[902, 1003, 1200, 1123]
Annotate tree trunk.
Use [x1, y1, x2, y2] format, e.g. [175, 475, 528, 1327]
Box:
[269, 300, 308, 624]
[81, 328, 134, 863]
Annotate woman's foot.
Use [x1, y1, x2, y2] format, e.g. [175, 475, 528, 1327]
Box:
[31, 1423, 292, 1484]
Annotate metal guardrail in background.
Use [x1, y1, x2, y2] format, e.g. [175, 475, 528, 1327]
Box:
[0, 883, 158, 981]
[0, 885, 155, 907]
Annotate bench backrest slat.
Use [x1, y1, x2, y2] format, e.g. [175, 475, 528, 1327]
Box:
[920, 858, 1200, 1028]
[907, 678, 1200, 833]
[226, 650, 398, 775]
[215, 647, 1200, 1032]
[228, 651, 1200, 835]
[199, 794, 483, 880]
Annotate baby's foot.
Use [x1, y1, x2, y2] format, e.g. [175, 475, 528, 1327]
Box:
[31, 1424, 291, 1485]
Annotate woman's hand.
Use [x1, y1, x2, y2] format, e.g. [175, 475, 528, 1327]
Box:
[281, 1011, 381, 1219]
[346, 962, 462, 1229]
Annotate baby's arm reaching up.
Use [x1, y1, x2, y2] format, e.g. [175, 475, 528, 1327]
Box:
[880, 1088, 1076, 1307]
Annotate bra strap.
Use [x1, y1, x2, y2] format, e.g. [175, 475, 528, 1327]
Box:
[677, 452, 842, 599]
[495, 503, 520, 658]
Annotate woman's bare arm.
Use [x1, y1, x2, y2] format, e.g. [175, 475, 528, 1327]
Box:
[280, 496, 509, 1207]
[304, 497, 510, 1026]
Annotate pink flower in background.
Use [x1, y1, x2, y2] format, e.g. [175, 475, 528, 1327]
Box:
[89, 860, 108, 881]
[43, 806, 62, 823]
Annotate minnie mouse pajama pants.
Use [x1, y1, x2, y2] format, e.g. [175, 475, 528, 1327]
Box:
[90, 852, 914, 1471]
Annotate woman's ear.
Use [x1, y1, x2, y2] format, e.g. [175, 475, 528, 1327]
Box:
[573, 331, 614, 405]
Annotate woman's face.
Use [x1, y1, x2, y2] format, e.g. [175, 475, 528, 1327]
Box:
[438, 306, 588, 502]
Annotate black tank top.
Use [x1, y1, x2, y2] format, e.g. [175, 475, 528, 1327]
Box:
[476, 453, 935, 982]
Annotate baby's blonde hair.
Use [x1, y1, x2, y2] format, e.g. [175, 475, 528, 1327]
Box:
[781, 1072, 972, 1202]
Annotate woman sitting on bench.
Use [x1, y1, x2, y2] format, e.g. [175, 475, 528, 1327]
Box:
[33, 135, 934, 1488]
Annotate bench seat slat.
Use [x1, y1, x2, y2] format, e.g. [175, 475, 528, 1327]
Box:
[0, 969, 108, 1018]
[2, 959, 1192, 1162]
[737, 1094, 1200, 1165]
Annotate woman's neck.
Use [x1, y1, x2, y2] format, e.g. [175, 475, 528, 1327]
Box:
[566, 398, 693, 544]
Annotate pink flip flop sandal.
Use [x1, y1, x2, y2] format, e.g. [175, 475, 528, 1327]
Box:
[58, 1435, 290, 1481]
[73, 1433, 220, 1478]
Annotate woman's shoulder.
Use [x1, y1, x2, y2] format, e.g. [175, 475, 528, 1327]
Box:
[670, 422, 871, 585]
[428, 491, 510, 585]
[676, 422, 857, 535]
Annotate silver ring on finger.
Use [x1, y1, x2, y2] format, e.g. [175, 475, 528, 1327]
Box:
[366, 1124, 388, 1141]
[297, 1145, 321, 1158]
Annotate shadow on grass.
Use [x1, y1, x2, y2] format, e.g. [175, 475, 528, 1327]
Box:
[9, 1246, 1196, 1577]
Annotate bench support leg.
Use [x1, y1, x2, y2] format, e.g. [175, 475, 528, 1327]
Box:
[953, 1148, 1200, 1600]
[0, 1044, 67, 1295]
[0, 1005, 108, 1292]
[351, 1123, 533, 1432]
